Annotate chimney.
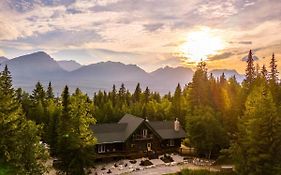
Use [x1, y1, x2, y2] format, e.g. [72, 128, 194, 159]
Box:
[174, 118, 180, 132]
[145, 117, 149, 122]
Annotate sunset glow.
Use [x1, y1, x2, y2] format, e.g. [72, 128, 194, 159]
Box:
[180, 28, 225, 63]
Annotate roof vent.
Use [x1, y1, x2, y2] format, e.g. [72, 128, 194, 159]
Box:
[174, 118, 180, 132]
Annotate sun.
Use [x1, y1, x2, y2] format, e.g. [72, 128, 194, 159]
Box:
[179, 28, 225, 63]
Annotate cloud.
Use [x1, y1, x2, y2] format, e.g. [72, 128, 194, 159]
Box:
[238, 41, 252, 45]
[16, 29, 104, 48]
[195, 0, 238, 19]
[241, 55, 260, 62]
[0, 0, 281, 72]
[208, 52, 234, 61]
[229, 41, 252, 45]
[143, 23, 164, 32]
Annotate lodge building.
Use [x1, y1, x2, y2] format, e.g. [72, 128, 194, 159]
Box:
[90, 114, 186, 159]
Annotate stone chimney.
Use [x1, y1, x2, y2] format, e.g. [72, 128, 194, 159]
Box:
[174, 118, 180, 132]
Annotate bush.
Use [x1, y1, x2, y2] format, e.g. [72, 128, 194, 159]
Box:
[0, 163, 15, 175]
[139, 160, 153, 166]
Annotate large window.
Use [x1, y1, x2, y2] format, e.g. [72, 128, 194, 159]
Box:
[142, 129, 148, 138]
[98, 145, 106, 153]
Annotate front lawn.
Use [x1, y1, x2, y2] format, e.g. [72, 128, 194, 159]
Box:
[167, 169, 236, 175]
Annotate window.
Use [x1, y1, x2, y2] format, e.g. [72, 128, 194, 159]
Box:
[169, 139, 175, 146]
[98, 145, 106, 153]
[147, 143, 152, 151]
[142, 129, 148, 138]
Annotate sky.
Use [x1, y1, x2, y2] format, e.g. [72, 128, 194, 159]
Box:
[0, 0, 280, 73]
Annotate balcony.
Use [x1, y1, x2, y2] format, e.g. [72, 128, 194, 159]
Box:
[133, 134, 153, 140]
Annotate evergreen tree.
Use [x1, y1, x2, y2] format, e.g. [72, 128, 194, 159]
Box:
[47, 81, 55, 99]
[0, 65, 48, 174]
[118, 83, 126, 105]
[189, 61, 210, 107]
[244, 50, 255, 87]
[230, 83, 281, 174]
[268, 53, 280, 104]
[269, 53, 278, 82]
[29, 82, 48, 125]
[261, 64, 268, 80]
[186, 106, 228, 159]
[143, 86, 150, 104]
[219, 72, 226, 85]
[171, 83, 185, 125]
[31, 81, 46, 103]
[111, 84, 117, 107]
[56, 86, 96, 175]
[133, 83, 142, 103]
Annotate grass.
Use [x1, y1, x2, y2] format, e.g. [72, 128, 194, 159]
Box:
[166, 169, 236, 175]
[0, 163, 15, 175]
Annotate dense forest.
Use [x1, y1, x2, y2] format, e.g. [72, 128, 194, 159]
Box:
[1, 50, 281, 175]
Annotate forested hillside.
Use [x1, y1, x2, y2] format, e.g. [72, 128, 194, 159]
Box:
[0, 50, 281, 174]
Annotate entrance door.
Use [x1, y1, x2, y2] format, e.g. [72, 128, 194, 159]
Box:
[147, 143, 152, 151]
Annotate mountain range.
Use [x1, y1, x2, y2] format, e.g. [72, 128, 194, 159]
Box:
[0, 52, 244, 95]
[0, 56, 8, 63]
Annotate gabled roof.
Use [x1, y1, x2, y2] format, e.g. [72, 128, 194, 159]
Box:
[91, 114, 186, 144]
[90, 123, 127, 144]
[148, 121, 186, 139]
[118, 114, 144, 140]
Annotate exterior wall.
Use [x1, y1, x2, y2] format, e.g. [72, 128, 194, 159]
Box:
[159, 139, 182, 153]
[125, 122, 162, 156]
[95, 142, 125, 157]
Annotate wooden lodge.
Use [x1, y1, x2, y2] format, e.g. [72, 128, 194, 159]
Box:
[90, 114, 186, 159]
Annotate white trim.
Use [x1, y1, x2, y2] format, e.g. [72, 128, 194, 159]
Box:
[98, 145, 106, 153]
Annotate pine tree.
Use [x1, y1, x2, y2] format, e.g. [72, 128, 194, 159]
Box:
[189, 61, 210, 107]
[219, 72, 226, 85]
[47, 81, 55, 99]
[118, 83, 126, 105]
[111, 84, 117, 107]
[171, 83, 185, 125]
[0, 65, 48, 174]
[269, 53, 280, 104]
[269, 53, 278, 82]
[31, 81, 46, 103]
[244, 50, 255, 86]
[29, 82, 48, 124]
[56, 86, 96, 175]
[143, 86, 150, 104]
[230, 83, 281, 174]
[133, 83, 142, 103]
[261, 64, 268, 80]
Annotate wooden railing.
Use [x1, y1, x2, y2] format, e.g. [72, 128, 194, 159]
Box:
[132, 134, 153, 140]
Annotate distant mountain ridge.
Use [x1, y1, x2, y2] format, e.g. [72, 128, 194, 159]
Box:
[0, 51, 244, 95]
[210, 69, 244, 82]
[58, 60, 82, 71]
[0, 56, 8, 63]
